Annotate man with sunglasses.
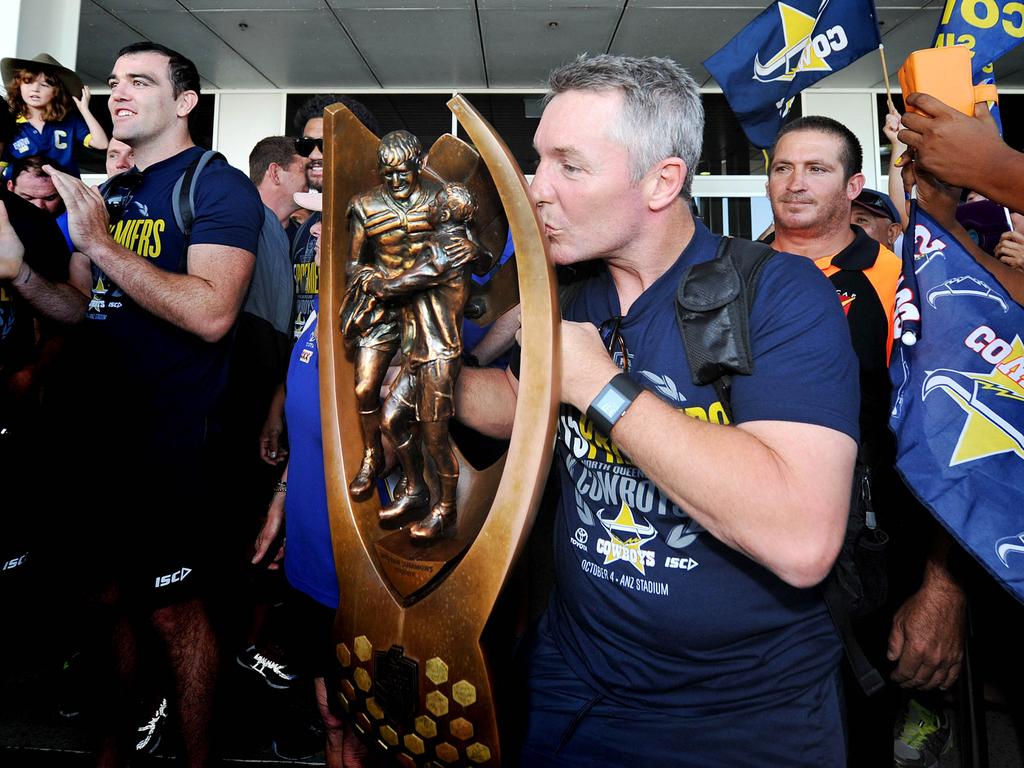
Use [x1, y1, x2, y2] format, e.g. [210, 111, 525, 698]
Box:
[768, 116, 964, 767]
[43, 42, 263, 768]
[289, 95, 378, 339]
[457, 55, 860, 766]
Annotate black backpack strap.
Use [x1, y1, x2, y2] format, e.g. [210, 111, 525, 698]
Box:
[675, 236, 775, 419]
[172, 150, 224, 271]
[821, 573, 886, 696]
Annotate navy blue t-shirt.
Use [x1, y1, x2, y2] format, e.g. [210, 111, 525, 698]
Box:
[82, 146, 262, 444]
[283, 303, 339, 609]
[549, 219, 860, 713]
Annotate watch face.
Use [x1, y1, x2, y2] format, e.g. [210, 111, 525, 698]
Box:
[597, 388, 629, 417]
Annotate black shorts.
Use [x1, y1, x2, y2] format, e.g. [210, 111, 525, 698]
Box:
[64, 417, 219, 611]
[281, 586, 340, 681]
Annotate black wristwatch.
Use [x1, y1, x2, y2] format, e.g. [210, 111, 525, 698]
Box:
[587, 373, 643, 435]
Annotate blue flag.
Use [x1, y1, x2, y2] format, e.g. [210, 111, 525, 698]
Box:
[890, 203, 1024, 604]
[704, 0, 882, 148]
[932, 0, 1023, 133]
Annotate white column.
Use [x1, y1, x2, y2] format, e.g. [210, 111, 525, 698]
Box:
[0, 0, 82, 66]
[214, 92, 288, 173]
[800, 91, 880, 191]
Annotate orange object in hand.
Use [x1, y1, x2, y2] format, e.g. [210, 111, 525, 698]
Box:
[899, 46, 998, 116]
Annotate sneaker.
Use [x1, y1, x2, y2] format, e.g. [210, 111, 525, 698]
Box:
[57, 652, 84, 719]
[136, 697, 168, 754]
[894, 699, 953, 767]
[236, 645, 298, 690]
[271, 719, 324, 761]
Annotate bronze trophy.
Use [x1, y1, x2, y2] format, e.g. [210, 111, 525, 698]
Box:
[318, 97, 558, 766]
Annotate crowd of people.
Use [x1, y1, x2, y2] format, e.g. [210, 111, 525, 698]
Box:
[2, 39, 1023, 768]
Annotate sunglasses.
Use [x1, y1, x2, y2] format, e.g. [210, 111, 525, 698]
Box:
[599, 315, 629, 373]
[295, 137, 324, 157]
[103, 169, 144, 224]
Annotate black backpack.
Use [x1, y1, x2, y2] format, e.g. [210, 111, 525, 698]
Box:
[103, 149, 225, 272]
[675, 236, 888, 696]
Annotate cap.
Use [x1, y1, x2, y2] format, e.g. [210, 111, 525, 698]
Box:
[853, 188, 899, 223]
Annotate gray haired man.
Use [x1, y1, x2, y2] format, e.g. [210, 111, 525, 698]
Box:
[456, 54, 860, 765]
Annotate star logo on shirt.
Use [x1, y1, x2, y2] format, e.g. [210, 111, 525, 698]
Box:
[597, 503, 658, 575]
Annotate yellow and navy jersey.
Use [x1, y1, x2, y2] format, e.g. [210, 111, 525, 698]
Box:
[2, 114, 93, 178]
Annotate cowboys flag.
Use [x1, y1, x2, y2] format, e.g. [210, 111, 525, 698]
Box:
[704, 0, 882, 148]
[890, 202, 1024, 604]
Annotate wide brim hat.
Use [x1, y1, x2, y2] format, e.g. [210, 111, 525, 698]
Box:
[1, 53, 84, 100]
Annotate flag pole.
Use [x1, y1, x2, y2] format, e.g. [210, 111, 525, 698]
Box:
[879, 44, 896, 114]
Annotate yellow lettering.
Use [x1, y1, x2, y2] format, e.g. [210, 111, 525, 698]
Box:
[684, 406, 708, 422]
[956, 32, 977, 54]
[942, 0, 957, 24]
[137, 220, 154, 257]
[0, 286, 10, 301]
[592, 430, 616, 464]
[961, 0, 999, 28]
[128, 219, 142, 252]
[708, 401, 730, 425]
[111, 218, 128, 245]
[1003, 1, 1024, 35]
[149, 220, 163, 259]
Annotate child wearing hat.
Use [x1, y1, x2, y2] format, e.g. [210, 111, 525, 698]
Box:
[2, 53, 109, 178]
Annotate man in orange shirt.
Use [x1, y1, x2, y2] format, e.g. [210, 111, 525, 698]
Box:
[769, 115, 964, 768]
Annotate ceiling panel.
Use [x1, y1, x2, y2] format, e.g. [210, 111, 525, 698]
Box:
[481, 6, 623, 87]
[108, 8, 275, 87]
[77, 2, 1024, 91]
[336, 5, 486, 87]
[195, 9, 378, 88]
[183, 0, 325, 9]
[613, 6, 761, 84]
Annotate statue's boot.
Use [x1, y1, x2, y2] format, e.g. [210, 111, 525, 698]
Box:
[378, 489, 430, 522]
[409, 503, 456, 542]
[349, 408, 383, 497]
[410, 472, 458, 542]
[378, 436, 428, 522]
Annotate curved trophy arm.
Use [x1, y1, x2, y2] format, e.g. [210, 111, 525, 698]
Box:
[442, 94, 560, 602]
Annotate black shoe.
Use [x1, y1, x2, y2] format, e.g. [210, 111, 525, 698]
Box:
[271, 719, 324, 761]
[135, 697, 168, 755]
[237, 644, 299, 690]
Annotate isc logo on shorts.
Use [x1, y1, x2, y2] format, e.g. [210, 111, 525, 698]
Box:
[154, 567, 192, 588]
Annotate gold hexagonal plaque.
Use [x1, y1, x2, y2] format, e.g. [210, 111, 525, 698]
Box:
[467, 742, 492, 763]
[354, 667, 372, 692]
[404, 734, 425, 755]
[336, 642, 352, 667]
[366, 697, 384, 721]
[425, 691, 449, 717]
[353, 635, 373, 663]
[380, 725, 399, 746]
[452, 680, 477, 707]
[415, 715, 437, 739]
[397, 754, 416, 768]
[425, 657, 449, 686]
[450, 717, 474, 741]
[435, 742, 459, 764]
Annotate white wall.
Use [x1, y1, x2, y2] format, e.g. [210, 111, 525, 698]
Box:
[214, 92, 287, 173]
